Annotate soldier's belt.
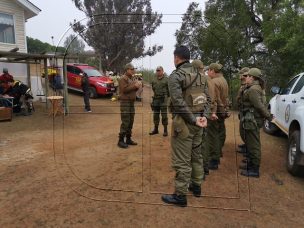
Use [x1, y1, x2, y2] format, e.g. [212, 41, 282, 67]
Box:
[154, 96, 165, 99]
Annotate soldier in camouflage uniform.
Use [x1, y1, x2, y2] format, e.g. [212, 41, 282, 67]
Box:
[161, 46, 209, 207]
[239, 68, 273, 177]
[192, 60, 214, 177]
[236, 67, 250, 154]
[117, 63, 142, 149]
[149, 66, 170, 136]
[207, 63, 229, 170]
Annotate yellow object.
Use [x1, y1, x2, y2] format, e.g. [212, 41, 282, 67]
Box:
[111, 97, 117, 101]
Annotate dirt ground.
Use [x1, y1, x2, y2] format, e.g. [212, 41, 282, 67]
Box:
[1, 86, 304, 227]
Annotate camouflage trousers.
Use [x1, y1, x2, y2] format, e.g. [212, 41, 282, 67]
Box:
[201, 129, 208, 168]
[119, 101, 135, 137]
[152, 98, 168, 126]
[240, 122, 261, 167]
[207, 118, 226, 161]
[171, 123, 204, 195]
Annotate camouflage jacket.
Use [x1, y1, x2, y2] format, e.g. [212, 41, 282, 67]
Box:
[151, 75, 169, 98]
[241, 81, 271, 120]
[168, 61, 210, 125]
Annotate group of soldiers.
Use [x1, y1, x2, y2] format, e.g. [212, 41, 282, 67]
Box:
[116, 46, 272, 207]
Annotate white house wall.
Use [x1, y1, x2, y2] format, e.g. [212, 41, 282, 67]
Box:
[0, 0, 27, 52]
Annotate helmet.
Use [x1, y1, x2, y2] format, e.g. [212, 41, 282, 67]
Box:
[111, 97, 117, 101]
[248, 68, 262, 78]
[3, 68, 8, 73]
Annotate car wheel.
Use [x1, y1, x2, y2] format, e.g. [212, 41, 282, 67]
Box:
[89, 87, 97, 99]
[287, 130, 304, 176]
[263, 118, 280, 135]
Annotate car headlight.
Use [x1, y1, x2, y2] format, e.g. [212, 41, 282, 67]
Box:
[97, 82, 107, 87]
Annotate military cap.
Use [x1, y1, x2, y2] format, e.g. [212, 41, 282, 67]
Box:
[156, 66, 163, 71]
[209, 63, 223, 72]
[124, 63, 136, 71]
[239, 67, 250, 76]
[192, 60, 204, 69]
[248, 68, 262, 78]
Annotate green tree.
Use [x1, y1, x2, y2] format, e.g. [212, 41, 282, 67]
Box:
[175, 2, 203, 59]
[71, 0, 163, 72]
[63, 34, 86, 54]
[27, 36, 66, 54]
[179, 0, 304, 87]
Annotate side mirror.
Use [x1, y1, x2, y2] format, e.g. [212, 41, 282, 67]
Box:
[271, 86, 280, 95]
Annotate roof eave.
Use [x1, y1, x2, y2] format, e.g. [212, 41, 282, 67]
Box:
[15, 0, 41, 20]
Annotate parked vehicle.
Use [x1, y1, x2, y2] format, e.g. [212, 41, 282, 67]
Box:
[264, 72, 304, 176]
[67, 63, 115, 98]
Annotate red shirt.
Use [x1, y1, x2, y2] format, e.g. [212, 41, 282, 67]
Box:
[0, 73, 13, 83]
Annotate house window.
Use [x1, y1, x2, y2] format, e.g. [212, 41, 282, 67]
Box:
[0, 13, 15, 44]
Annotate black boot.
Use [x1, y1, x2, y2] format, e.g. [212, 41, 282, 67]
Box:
[149, 126, 159, 135]
[208, 159, 219, 170]
[126, 136, 137, 145]
[204, 166, 209, 175]
[188, 183, 201, 197]
[240, 166, 260, 178]
[117, 135, 128, 149]
[236, 146, 247, 154]
[238, 144, 246, 148]
[161, 194, 187, 207]
[239, 164, 248, 170]
[163, 125, 168, 137]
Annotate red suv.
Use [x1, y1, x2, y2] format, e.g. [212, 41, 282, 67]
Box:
[67, 63, 115, 98]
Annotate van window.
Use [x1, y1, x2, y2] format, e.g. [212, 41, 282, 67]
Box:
[292, 76, 304, 94]
[74, 67, 82, 75]
[280, 76, 299, 95]
[67, 65, 73, 73]
[67, 65, 81, 75]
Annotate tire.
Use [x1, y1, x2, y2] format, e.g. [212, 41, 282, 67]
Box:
[287, 130, 304, 176]
[263, 118, 280, 135]
[89, 87, 97, 99]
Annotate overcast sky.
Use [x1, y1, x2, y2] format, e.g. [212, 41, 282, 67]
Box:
[26, 0, 205, 74]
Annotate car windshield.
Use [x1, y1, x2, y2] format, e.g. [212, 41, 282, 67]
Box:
[83, 69, 102, 77]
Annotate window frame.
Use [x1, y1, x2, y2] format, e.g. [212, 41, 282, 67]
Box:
[0, 12, 16, 45]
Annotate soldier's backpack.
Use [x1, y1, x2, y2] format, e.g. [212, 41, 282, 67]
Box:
[175, 65, 209, 113]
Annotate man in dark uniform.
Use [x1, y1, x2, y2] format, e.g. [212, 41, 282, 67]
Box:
[239, 68, 273, 177]
[81, 72, 91, 112]
[161, 46, 209, 207]
[149, 66, 170, 136]
[117, 63, 142, 149]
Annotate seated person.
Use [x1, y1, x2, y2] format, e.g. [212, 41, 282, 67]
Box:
[0, 76, 12, 107]
[0, 68, 14, 83]
[5, 79, 34, 115]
